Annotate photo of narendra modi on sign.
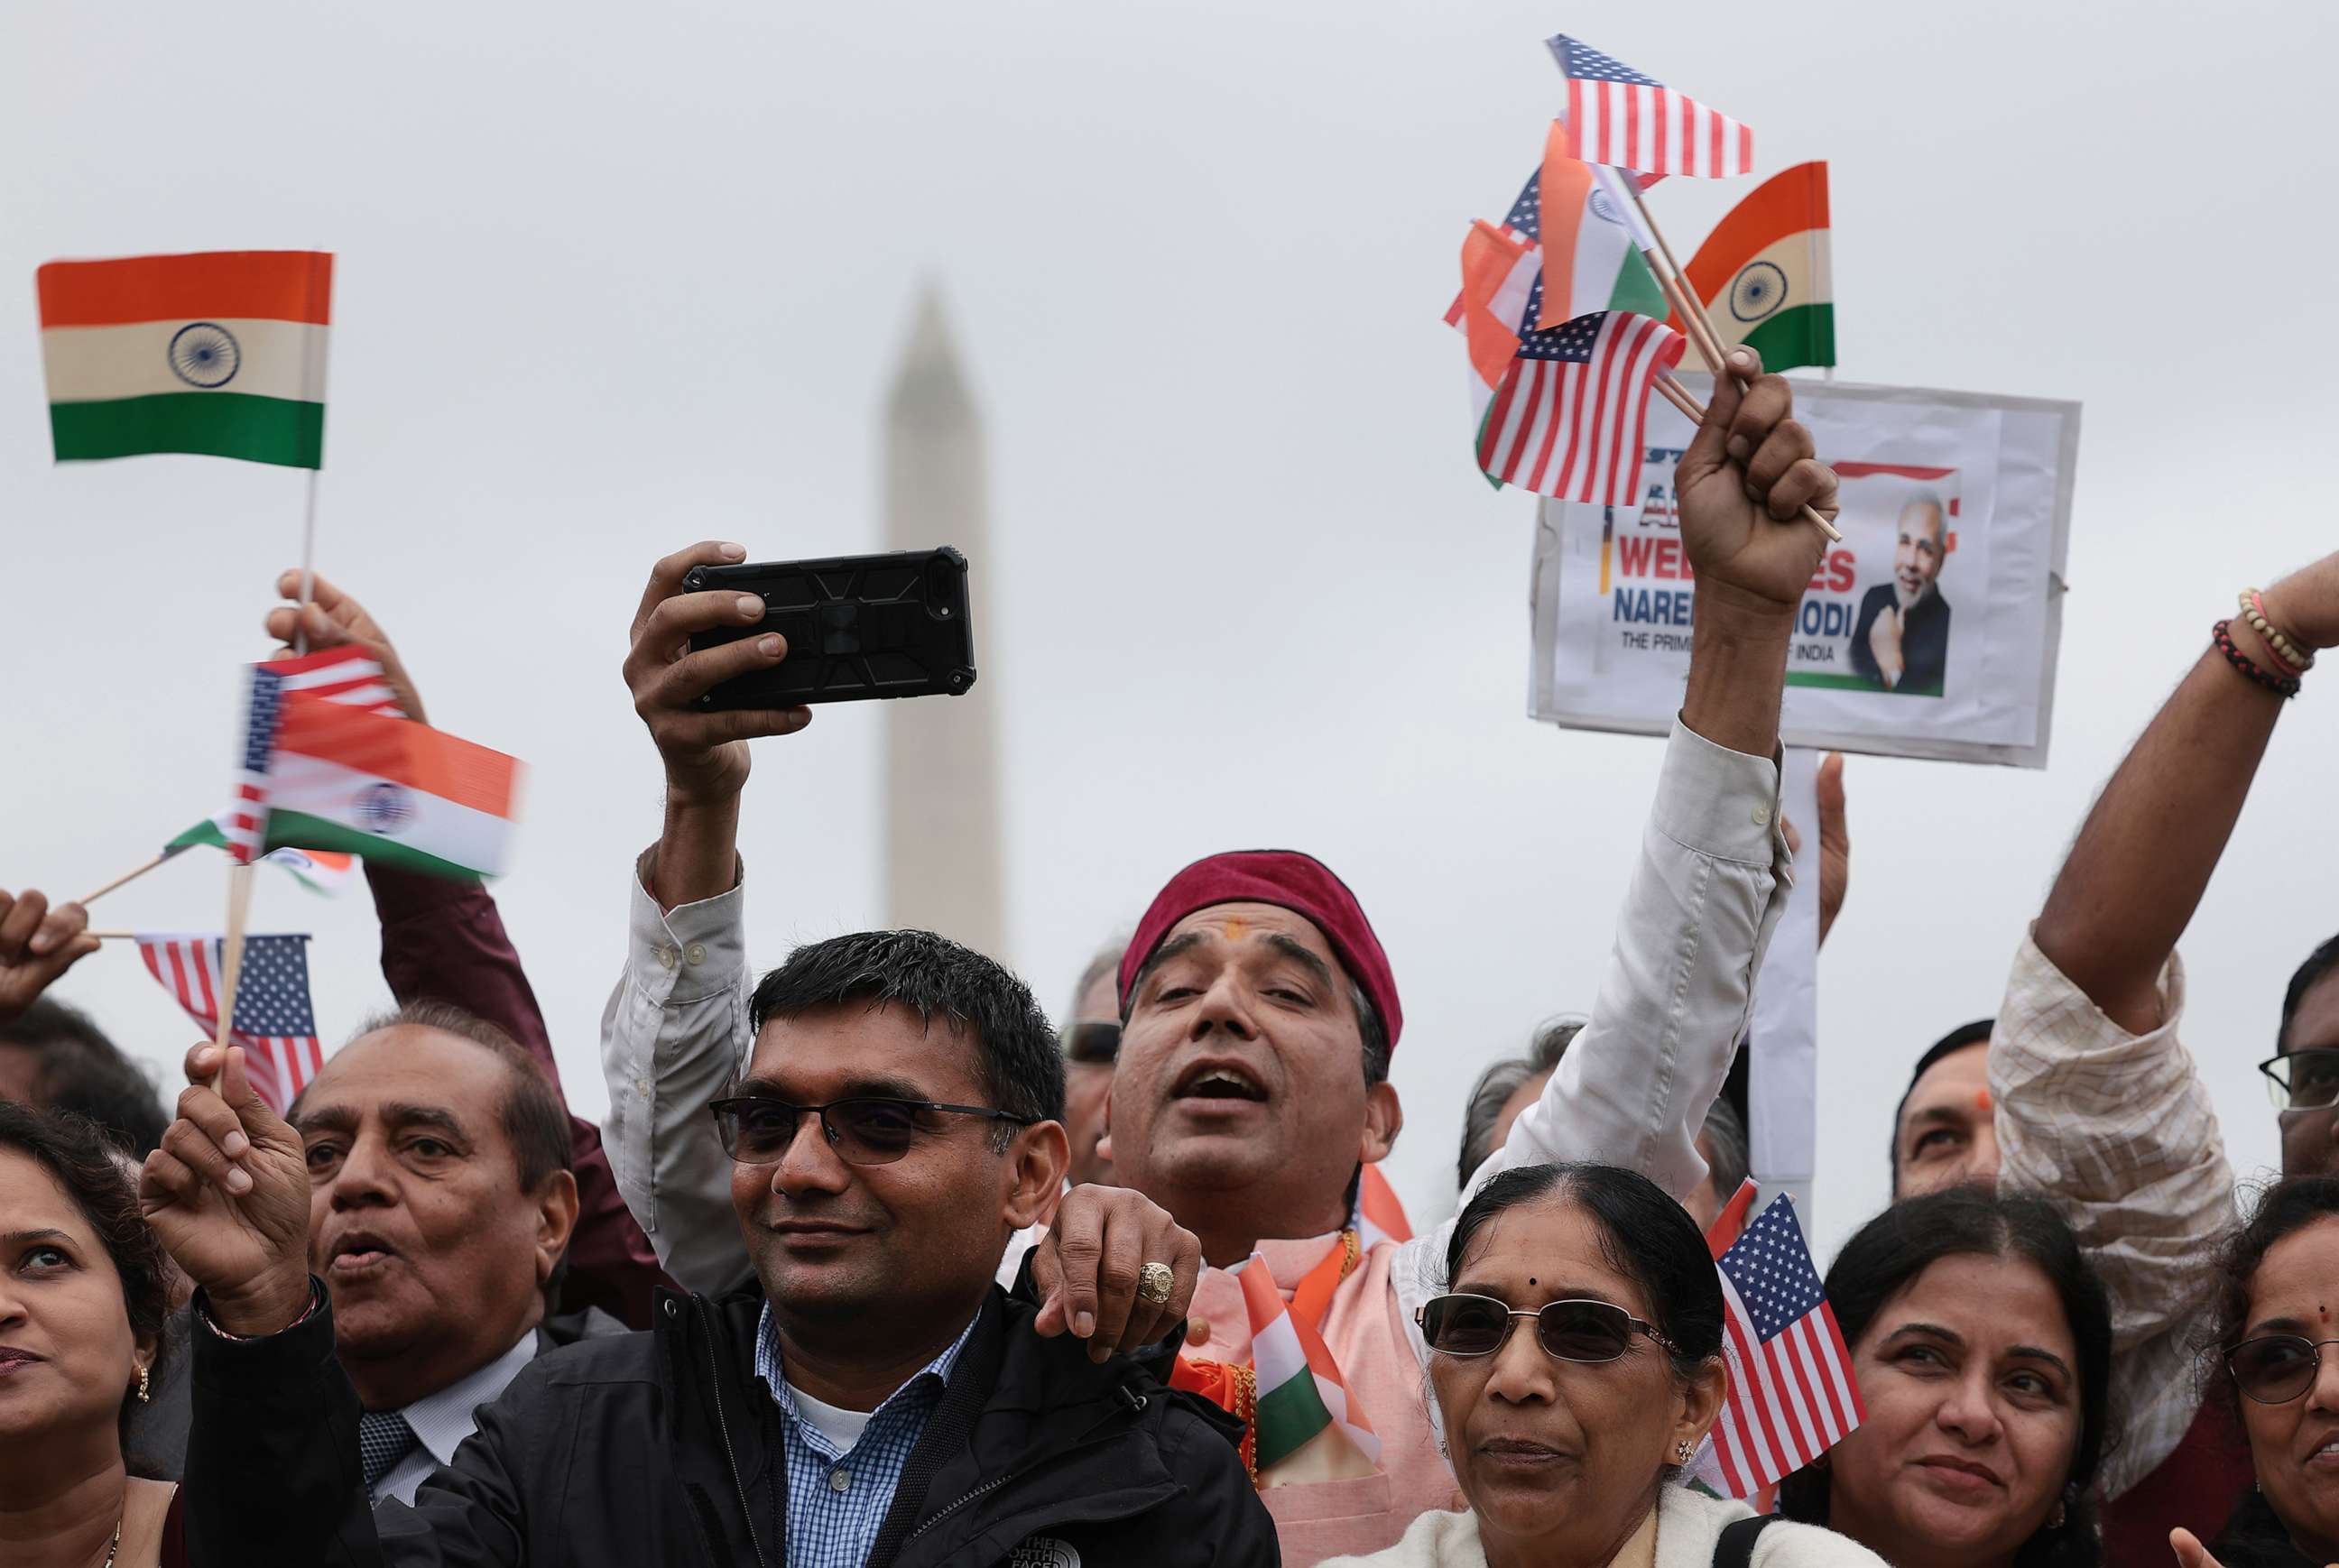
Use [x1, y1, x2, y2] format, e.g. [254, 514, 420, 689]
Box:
[1834, 465, 1961, 699]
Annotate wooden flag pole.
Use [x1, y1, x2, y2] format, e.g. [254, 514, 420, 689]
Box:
[1628, 184, 1751, 385]
[78, 853, 169, 909]
[87, 930, 136, 940]
[212, 864, 257, 1052]
[292, 469, 320, 656]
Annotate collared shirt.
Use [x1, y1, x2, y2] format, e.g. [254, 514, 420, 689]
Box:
[1990, 928, 2236, 1499]
[371, 1331, 540, 1506]
[753, 1303, 977, 1568]
[603, 717, 1789, 1567]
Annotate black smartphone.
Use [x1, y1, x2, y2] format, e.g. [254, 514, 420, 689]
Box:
[680, 547, 976, 708]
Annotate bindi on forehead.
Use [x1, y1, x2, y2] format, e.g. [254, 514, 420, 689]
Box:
[1974, 1089, 1993, 1112]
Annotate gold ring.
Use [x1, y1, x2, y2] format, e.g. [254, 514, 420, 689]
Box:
[1135, 1260, 1175, 1306]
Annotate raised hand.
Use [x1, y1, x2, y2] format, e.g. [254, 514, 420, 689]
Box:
[1676, 346, 1838, 615]
[1028, 1184, 1203, 1361]
[137, 1045, 313, 1336]
[0, 888, 98, 1027]
[624, 541, 813, 807]
[262, 569, 428, 724]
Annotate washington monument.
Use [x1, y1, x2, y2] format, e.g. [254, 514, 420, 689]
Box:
[880, 288, 1007, 960]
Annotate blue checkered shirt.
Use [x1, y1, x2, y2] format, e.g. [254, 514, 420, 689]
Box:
[753, 1303, 977, 1568]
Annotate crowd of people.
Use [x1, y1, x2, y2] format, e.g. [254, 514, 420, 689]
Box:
[3, 350, 2336, 1567]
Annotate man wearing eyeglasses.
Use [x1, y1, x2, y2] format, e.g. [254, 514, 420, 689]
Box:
[601, 354, 1838, 1563]
[146, 925, 1276, 1567]
[1981, 550, 2339, 1563]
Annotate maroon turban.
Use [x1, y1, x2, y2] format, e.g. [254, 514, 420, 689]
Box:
[1117, 850, 1402, 1050]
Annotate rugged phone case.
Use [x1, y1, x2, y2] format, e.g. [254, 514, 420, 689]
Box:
[681, 548, 977, 707]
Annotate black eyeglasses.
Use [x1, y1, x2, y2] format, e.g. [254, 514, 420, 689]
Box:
[2228, 1334, 2339, 1404]
[1061, 1020, 1121, 1066]
[2260, 1049, 2339, 1113]
[708, 1095, 1031, 1167]
[1416, 1293, 1675, 1363]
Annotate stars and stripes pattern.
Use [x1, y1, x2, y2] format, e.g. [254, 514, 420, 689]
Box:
[134, 934, 323, 1114]
[222, 645, 400, 869]
[1707, 1194, 1863, 1497]
[228, 665, 286, 866]
[1475, 309, 1683, 503]
[1547, 34, 1752, 180]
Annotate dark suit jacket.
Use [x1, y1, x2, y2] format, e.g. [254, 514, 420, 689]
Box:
[1849, 582, 1951, 696]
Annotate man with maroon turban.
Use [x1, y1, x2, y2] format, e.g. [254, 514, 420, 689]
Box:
[604, 348, 1837, 1563]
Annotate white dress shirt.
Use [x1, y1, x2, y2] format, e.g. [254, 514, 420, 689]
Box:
[598, 717, 1790, 1312]
[369, 1331, 540, 1507]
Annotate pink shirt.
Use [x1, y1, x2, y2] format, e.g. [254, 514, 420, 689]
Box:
[1186, 1234, 1462, 1567]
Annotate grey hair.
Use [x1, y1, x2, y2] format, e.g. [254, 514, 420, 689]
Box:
[1700, 1097, 1751, 1203]
[1455, 1016, 1586, 1190]
[1900, 489, 1948, 545]
[1066, 939, 1124, 1027]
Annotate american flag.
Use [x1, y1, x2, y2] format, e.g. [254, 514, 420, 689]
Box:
[1708, 1194, 1864, 1496]
[1475, 309, 1683, 503]
[134, 934, 323, 1115]
[227, 666, 286, 866]
[1443, 169, 1545, 330]
[224, 646, 400, 867]
[1548, 34, 1752, 180]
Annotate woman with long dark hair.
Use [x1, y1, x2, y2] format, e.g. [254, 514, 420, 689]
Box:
[1776, 1186, 2111, 1568]
[0, 1101, 182, 1566]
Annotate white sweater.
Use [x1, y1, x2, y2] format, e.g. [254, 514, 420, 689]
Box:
[1317, 1487, 1890, 1568]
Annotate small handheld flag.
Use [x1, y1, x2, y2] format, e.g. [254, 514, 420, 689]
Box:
[36, 251, 332, 468]
[1706, 1194, 1863, 1497]
[1234, 1254, 1381, 1478]
[1546, 35, 1752, 180]
[1476, 309, 1684, 503]
[134, 934, 323, 1114]
[234, 646, 522, 882]
[1674, 162, 1835, 373]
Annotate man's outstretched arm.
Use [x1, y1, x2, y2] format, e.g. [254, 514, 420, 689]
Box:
[1468, 349, 1837, 1205]
[599, 542, 809, 1293]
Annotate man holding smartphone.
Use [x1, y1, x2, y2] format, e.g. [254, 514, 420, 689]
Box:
[602, 346, 1837, 1562]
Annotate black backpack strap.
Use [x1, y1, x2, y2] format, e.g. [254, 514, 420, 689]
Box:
[1713, 1514, 1780, 1568]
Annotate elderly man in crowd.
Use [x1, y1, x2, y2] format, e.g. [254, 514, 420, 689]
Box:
[142, 925, 1272, 1564]
[602, 346, 1835, 1561]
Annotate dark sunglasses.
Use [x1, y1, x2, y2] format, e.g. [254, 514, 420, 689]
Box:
[2227, 1333, 2339, 1404]
[708, 1095, 1031, 1167]
[1416, 1293, 1675, 1363]
[1061, 1020, 1121, 1065]
[2260, 1048, 2339, 1114]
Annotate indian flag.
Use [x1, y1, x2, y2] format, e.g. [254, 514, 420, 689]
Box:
[1351, 1164, 1413, 1252]
[240, 650, 522, 882]
[1535, 121, 1667, 331]
[36, 250, 331, 468]
[164, 816, 358, 895]
[1234, 1255, 1380, 1477]
[1675, 163, 1834, 373]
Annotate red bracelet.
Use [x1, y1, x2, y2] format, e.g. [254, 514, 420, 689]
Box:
[2214, 619, 2302, 698]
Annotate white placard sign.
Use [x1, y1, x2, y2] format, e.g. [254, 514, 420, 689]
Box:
[1529, 378, 2081, 767]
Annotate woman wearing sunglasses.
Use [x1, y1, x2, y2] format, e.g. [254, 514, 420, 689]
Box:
[1775, 1187, 2111, 1568]
[2180, 1175, 2339, 1568]
[1324, 1163, 1883, 1568]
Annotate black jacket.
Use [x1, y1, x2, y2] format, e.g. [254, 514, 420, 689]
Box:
[1848, 582, 1952, 696]
[185, 1278, 1276, 1568]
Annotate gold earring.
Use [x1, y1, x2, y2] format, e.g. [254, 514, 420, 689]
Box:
[136, 1364, 151, 1404]
[2048, 1501, 2066, 1530]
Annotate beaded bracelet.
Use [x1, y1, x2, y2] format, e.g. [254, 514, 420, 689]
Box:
[2239, 588, 2316, 676]
[2214, 619, 2302, 698]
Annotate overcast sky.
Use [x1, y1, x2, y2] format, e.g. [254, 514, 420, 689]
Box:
[7, 0, 2336, 1263]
